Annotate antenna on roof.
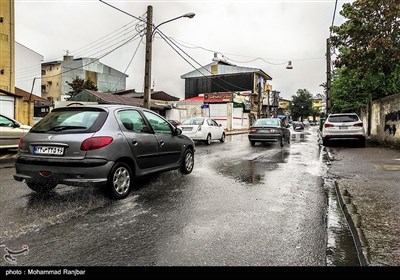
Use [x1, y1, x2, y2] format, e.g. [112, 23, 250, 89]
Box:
[63, 50, 70, 56]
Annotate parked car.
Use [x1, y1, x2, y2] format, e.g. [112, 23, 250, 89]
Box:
[14, 105, 195, 199]
[322, 113, 366, 147]
[178, 117, 225, 145]
[167, 119, 181, 128]
[0, 114, 31, 150]
[248, 118, 290, 147]
[292, 121, 305, 131]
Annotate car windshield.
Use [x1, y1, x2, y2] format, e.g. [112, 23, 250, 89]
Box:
[182, 118, 205, 125]
[328, 115, 359, 123]
[254, 118, 279, 126]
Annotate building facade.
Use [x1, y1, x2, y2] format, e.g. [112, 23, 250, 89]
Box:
[0, 0, 15, 94]
[41, 55, 129, 101]
[15, 42, 44, 94]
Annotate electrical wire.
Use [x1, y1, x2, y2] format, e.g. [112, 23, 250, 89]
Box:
[157, 29, 255, 92]
[330, 0, 339, 38]
[110, 36, 143, 91]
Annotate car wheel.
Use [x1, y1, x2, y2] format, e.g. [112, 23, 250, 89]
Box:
[181, 148, 194, 174]
[205, 134, 211, 145]
[322, 138, 329, 146]
[280, 137, 284, 147]
[108, 162, 132, 199]
[220, 133, 225, 143]
[27, 181, 57, 193]
[359, 138, 366, 148]
[287, 135, 291, 144]
[250, 140, 255, 146]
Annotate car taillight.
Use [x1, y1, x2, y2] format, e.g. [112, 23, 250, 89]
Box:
[353, 123, 363, 127]
[324, 123, 334, 128]
[80, 136, 113, 151]
[18, 138, 24, 149]
[250, 128, 257, 133]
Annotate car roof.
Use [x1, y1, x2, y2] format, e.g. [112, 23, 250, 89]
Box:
[328, 113, 359, 116]
[53, 104, 147, 112]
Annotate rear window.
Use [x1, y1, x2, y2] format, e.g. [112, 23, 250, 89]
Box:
[254, 118, 279, 126]
[328, 115, 360, 123]
[31, 108, 107, 133]
[182, 118, 205, 125]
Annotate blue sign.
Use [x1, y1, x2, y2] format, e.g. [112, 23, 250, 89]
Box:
[201, 104, 209, 109]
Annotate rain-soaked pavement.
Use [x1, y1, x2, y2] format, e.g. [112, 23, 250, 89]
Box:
[0, 127, 359, 266]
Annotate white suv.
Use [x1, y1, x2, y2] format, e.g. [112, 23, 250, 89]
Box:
[322, 113, 366, 147]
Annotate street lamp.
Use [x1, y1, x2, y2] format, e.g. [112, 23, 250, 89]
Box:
[99, 1, 195, 109]
[143, 6, 195, 109]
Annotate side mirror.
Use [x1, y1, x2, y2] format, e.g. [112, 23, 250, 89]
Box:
[218, 124, 222, 127]
[13, 122, 21, 128]
[173, 127, 182, 136]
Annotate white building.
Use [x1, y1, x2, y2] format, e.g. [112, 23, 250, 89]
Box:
[15, 42, 44, 96]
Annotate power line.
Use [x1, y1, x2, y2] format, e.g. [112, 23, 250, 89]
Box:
[157, 30, 253, 92]
[330, 0, 339, 37]
[111, 36, 143, 91]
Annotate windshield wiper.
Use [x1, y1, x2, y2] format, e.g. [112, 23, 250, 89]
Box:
[47, 125, 87, 132]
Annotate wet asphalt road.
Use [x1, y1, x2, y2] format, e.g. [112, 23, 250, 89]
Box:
[0, 127, 356, 266]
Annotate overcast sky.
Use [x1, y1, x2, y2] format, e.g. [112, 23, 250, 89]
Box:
[15, 0, 352, 100]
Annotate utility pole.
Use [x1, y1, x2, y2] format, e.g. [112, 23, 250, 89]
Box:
[326, 38, 332, 114]
[257, 76, 263, 118]
[143, 5, 153, 109]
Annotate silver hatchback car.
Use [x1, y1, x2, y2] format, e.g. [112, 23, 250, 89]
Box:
[14, 105, 195, 199]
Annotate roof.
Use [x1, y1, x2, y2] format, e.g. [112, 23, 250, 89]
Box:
[181, 95, 204, 102]
[15, 87, 47, 102]
[181, 60, 272, 80]
[70, 90, 169, 110]
[109, 90, 180, 101]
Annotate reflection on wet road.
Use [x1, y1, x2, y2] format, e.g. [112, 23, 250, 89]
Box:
[0, 127, 358, 266]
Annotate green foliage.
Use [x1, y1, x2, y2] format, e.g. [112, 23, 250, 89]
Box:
[289, 89, 313, 121]
[66, 76, 98, 100]
[330, 0, 400, 110]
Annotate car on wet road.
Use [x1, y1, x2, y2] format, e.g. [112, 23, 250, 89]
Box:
[0, 114, 31, 150]
[322, 113, 366, 147]
[178, 117, 225, 145]
[248, 117, 290, 147]
[14, 104, 195, 199]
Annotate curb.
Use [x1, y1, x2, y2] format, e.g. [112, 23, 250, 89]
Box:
[334, 180, 370, 266]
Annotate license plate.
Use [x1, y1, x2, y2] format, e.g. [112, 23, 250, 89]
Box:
[339, 126, 348, 130]
[182, 127, 192, 131]
[34, 146, 64, 156]
[259, 129, 270, 133]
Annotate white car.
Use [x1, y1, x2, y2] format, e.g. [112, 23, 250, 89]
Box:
[322, 113, 366, 147]
[178, 117, 225, 145]
[0, 114, 32, 149]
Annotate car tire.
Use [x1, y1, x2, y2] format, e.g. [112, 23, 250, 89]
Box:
[280, 136, 284, 147]
[27, 181, 57, 193]
[181, 148, 194, 174]
[108, 162, 132, 200]
[205, 134, 211, 145]
[322, 138, 329, 147]
[287, 134, 291, 144]
[220, 133, 225, 143]
[250, 141, 255, 146]
[359, 138, 366, 148]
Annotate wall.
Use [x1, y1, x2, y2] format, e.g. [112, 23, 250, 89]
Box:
[15, 42, 43, 95]
[361, 93, 400, 146]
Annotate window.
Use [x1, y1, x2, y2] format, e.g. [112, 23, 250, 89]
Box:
[143, 111, 172, 135]
[41, 70, 46, 75]
[117, 110, 148, 133]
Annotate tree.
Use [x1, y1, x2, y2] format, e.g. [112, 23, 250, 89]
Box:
[65, 76, 98, 100]
[289, 89, 313, 121]
[330, 0, 400, 109]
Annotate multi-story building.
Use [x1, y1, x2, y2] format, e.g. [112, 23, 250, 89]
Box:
[41, 55, 129, 101]
[0, 0, 15, 94]
[181, 53, 273, 125]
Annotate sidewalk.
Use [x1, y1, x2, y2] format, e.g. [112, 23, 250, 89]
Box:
[326, 142, 400, 266]
[225, 128, 249, 135]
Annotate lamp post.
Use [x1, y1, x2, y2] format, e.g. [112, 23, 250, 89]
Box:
[143, 6, 195, 109]
[99, 1, 195, 110]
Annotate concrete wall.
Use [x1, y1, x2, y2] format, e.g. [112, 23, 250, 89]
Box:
[15, 42, 43, 95]
[361, 93, 400, 146]
[166, 102, 249, 131]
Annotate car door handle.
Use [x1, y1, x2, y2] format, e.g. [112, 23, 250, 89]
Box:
[159, 140, 165, 147]
[132, 141, 138, 146]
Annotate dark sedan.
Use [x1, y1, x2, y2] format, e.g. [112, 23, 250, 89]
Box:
[248, 118, 290, 147]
